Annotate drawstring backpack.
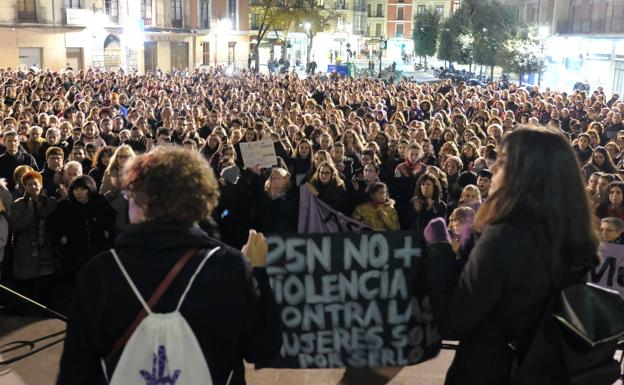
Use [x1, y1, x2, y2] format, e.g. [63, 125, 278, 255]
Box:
[101, 247, 233, 385]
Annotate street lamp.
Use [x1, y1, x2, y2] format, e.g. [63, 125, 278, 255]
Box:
[378, 37, 386, 78]
[537, 25, 550, 87]
[215, 18, 232, 66]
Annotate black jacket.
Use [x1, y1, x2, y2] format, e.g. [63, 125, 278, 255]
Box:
[425, 223, 569, 385]
[46, 194, 116, 277]
[56, 223, 281, 385]
[251, 189, 298, 235]
[0, 149, 38, 191]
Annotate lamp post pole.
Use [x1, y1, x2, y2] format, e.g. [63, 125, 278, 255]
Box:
[378, 37, 384, 78]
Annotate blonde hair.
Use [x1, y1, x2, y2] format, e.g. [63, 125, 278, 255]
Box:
[264, 167, 292, 198]
[460, 184, 482, 203]
[107, 144, 136, 172]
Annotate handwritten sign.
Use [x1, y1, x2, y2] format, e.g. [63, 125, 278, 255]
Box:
[239, 139, 277, 168]
[588, 242, 624, 298]
[262, 232, 441, 368]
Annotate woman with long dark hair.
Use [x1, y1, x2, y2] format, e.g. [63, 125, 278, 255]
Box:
[424, 126, 600, 385]
[582, 146, 618, 181]
[404, 173, 447, 230]
[288, 139, 313, 186]
[596, 181, 624, 221]
[306, 161, 347, 212]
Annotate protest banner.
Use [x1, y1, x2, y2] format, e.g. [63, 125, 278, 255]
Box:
[238, 139, 278, 168]
[299, 187, 373, 233]
[262, 231, 441, 369]
[587, 242, 624, 298]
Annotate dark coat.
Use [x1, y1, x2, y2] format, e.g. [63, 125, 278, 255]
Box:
[405, 198, 447, 231]
[252, 189, 298, 235]
[56, 223, 281, 385]
[9, 195, 58, 279]
[215, 180, 253, 249]
[46, 194, 115, 277]
[0, 150, 38, 191]
[425, 223, 570, 385]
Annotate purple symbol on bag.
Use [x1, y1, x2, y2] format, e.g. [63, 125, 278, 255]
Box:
[140, 345, 181, 385]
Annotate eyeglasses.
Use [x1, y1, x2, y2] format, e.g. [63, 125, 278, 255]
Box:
[319, 171, 332, 176]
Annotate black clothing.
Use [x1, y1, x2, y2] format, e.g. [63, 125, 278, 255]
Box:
[315, 182, 347, 213]
[252, 190, 298, 235]
[88, 166, 106, 191]
[46, 194, 116, 280]
[56, 223, 281, 385]
[425, 223, 574, 385]
[215, 181, 253, 249]
[41, 166, 61, 198]
[573, 145, 593, 164]
[405, 199, 447, 231]
[0, 150, 38, 191]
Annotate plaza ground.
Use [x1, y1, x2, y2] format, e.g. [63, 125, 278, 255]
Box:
[0, 316, 452, 385]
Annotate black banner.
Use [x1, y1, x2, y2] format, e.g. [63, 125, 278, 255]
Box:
[262, 231, 441, 368]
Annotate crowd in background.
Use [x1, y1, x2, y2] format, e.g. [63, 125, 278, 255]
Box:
[0, 66, 623, 312]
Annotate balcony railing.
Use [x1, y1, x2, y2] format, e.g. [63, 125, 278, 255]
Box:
[172, 18, 183, 28]
[15, 5, 46, 23]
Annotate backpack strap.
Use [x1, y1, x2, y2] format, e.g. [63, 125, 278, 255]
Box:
[105, 248, 199, 363]
[111, 249, 151, 314]
[176, 247, 220, 311]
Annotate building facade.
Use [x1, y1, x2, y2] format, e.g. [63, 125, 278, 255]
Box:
[0, 0, 249, 73]
[366, 0, 386, 39]
[502, 0, 624, 95]
[413, 0, 453, 18]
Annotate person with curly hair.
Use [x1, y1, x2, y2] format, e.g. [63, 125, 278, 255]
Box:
[57, 146, 281, 385]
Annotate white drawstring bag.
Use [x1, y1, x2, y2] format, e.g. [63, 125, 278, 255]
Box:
[101, 247, 232, 385]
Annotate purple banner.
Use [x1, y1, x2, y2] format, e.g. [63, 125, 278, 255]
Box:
[587, 242, 624, 298]
[298, 186, 373, 233]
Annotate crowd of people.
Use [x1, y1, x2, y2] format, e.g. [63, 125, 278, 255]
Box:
[0, 65, 622, 383]
[0, 66, 622, 304]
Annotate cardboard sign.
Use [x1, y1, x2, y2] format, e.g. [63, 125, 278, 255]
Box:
[588, 242, 624, 298]
[262, 232, 441, 369]
[239, 139, 277, 168]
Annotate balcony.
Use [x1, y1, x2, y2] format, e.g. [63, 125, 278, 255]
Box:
[172, 19, 183, 28]
[15, 5, 46, 23]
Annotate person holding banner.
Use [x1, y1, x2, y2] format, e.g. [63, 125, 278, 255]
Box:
[424, 126, 600, 385]
[306, 162, 347, 213]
